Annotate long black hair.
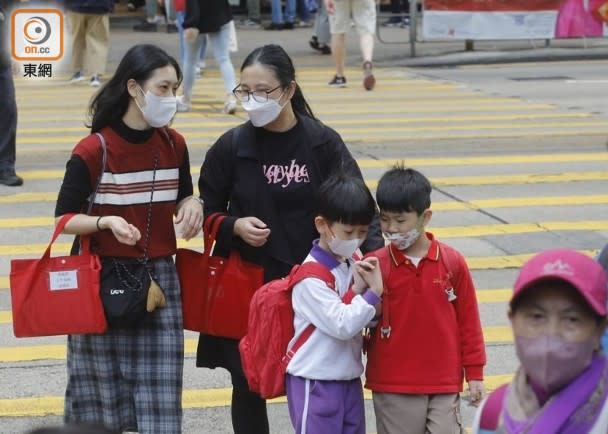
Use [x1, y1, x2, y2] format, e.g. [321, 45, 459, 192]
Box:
[240, 44, 316, 119]
[87, 44, 182, 133]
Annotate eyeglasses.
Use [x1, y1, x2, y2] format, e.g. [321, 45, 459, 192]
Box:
[232, 85, 282, 103]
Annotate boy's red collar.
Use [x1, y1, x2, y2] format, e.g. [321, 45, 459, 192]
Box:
[388, 232, 439, 266]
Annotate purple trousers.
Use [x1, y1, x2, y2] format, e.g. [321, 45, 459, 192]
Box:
[286, 374, 365, 434]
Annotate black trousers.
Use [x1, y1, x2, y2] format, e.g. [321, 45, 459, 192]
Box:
[390, 0, 410, 14]
[0, 67, 17, 172]
[224, 340, 270, 434]
[197, 335, 269, 434]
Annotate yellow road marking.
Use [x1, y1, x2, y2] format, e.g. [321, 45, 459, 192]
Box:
[357, 152, 608, 169]
[0, 374, 514, 416]
[433, 195, 608, 211]
[15, 84, 456, 100]
[476, 289, 512, 303]
[0, 235, 596, 266]
[15, 130, 608, 153]
[1, 214, 606, 238]
[1, 193, 608, 212]
[368, 172, 608, 188]
[0, 311, 11, 323]
[13, 168, 608, 187]
[11, 153, 608, 181]
[459, 59, 608, 69]
[14, 113, 595, 134]
[16, 104, 558, 122]
[0, 276, 7, 289]
[16, 121, 608, 144]
[0, 327, 512, 363]
[17, 102, 558, 117]
[16, 127, 608, 147]
[0, 289, 513, 322]
[16, 91, 486, 110]
[433, 221, 608, 237]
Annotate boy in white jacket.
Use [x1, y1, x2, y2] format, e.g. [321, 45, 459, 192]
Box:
[286, 174, 383, 434]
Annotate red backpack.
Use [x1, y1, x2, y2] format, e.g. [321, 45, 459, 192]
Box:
[239, 262, 335, 399]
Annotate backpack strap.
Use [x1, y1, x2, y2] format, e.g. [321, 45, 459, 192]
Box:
[479, 384, 508, 430]
[284, 262, 336, 362]
[598, 244, 608, 271]
[438, 243, 462, 304]
[374, 247, 392, 338]
[438, 243, 459, 284]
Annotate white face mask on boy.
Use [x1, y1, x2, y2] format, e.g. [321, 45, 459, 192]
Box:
[385, 229, 421, 251]
[327, 226, 362, 259]
[135, 86, 177, 128]
[384, 214, 425, 251]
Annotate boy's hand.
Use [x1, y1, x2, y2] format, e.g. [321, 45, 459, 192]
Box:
[358, 257, 383, 297]
[352, 262, 367, 294]
[467, 381, 485, 407]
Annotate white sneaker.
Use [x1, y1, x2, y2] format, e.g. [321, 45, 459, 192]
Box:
[223, 95, 237, 115]
[90, 75, 101, 87]
[70, 71, 84, 83]
[176, 95, 192, 112]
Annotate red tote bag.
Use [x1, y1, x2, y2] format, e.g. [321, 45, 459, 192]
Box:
[176, 213, 264, 339]
[10, 214, 107, 337]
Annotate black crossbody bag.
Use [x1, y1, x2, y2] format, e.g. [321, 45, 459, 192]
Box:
[92, 132, 162, 329]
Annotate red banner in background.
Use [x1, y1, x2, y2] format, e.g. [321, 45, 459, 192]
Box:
[425, 0, 562, 12]
[423, 0, 608, 39]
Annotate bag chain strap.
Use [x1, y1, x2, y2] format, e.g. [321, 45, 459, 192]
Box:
[111, 152, 159, 288]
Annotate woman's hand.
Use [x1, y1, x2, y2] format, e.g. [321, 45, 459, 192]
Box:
[233, 217, 271, 247]
[98, 216, 141, 246]
[184, 27, 199, 43]
[175, 196, 203, 241]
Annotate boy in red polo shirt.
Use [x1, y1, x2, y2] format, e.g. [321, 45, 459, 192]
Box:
[364, 166, 486, 434]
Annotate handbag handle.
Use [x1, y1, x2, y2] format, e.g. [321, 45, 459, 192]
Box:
[202, 212, 226, 258]
[44, 214, 93, 260]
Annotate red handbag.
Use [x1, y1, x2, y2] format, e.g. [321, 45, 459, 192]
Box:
[10, 214, 107, 337]
[176, 213, 264, 339]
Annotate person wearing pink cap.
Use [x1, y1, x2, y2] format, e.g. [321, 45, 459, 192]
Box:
[473, 248, 608, 433]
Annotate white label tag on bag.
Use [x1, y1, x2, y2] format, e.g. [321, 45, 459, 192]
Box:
[49, 270, 78, 291]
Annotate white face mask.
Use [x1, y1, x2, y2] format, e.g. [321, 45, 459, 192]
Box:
[241, 93, 286, 127]
[385, 229, 421, 251]
[328, 235, 362, 259]
[384, 214, 425, 251]
[135, 86, 177, 128]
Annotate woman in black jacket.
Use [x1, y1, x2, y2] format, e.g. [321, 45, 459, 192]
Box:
[196, 44, 383, 434]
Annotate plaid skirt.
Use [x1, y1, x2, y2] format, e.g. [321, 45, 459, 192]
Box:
[64, 256, 184, 434]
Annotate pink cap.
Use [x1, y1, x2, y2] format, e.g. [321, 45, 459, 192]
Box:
[511, 249, 608, 316]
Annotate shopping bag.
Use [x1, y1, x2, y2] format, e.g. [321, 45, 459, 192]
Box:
[10, 214, 107, 337]
[176, 213, 264, 338]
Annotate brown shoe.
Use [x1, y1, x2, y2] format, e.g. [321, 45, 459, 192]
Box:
[362, 61, 375, 91]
